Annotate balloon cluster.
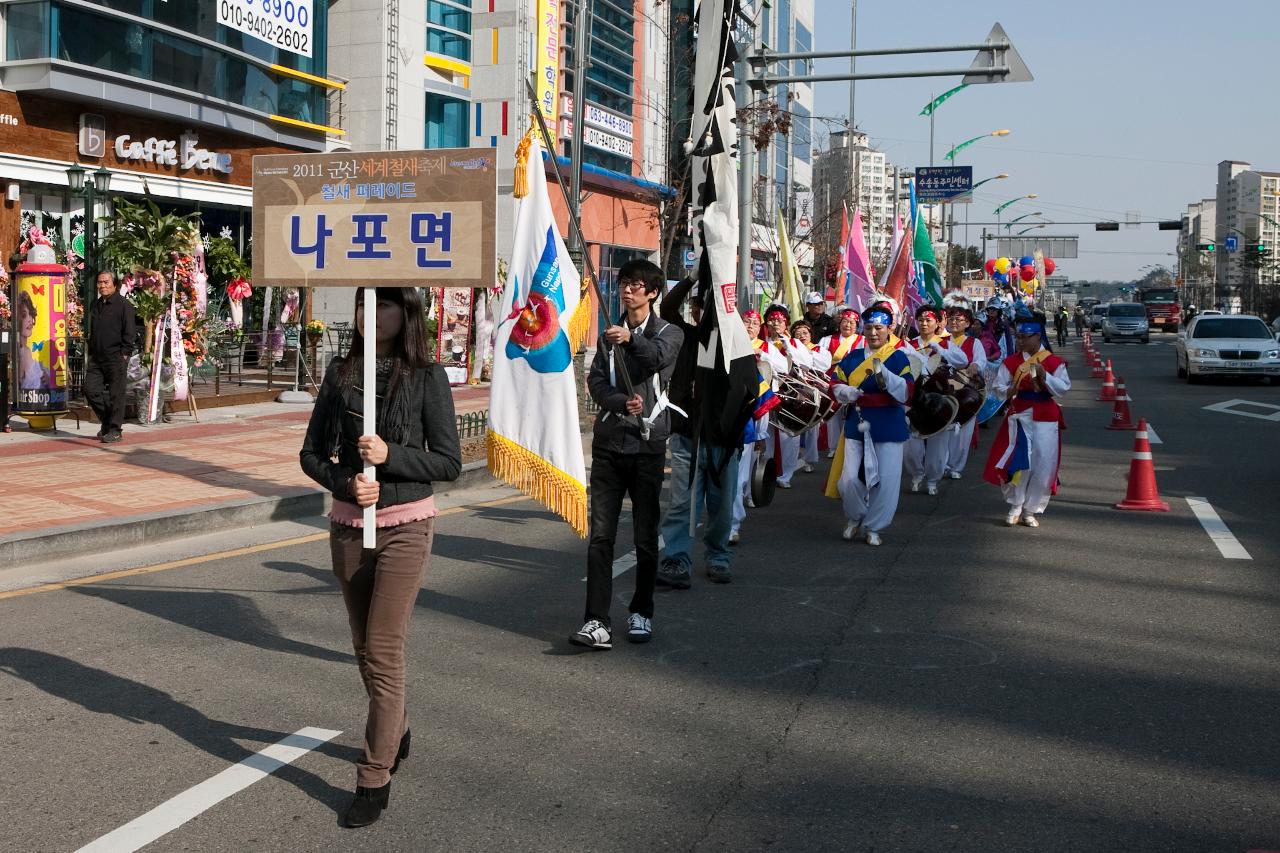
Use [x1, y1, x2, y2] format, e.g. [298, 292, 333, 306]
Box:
[983, 255, 1057, 294]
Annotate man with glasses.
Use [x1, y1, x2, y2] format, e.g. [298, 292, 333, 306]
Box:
[571, 260, 683, 650]
[982, 310, 1071, 527]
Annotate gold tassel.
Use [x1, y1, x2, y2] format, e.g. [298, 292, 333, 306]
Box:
[486, 430, 588, 537]
[567, 288, 592, 353]
[512, 127, 536, 199]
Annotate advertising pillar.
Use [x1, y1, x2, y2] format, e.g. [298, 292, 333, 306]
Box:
[11, 247, 70, 429]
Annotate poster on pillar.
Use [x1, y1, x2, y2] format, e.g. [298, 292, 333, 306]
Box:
[435, 287, 473, 385]
[251, 149, 497, 289]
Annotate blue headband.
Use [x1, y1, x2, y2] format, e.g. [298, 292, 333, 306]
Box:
[1016, 321, 1042, 336]
[865, 310, 892, 326]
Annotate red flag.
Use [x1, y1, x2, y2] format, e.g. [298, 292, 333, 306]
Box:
[880, 217, 913, 308]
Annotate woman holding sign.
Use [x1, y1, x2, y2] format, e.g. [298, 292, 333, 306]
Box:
[300, 286, 461, 828]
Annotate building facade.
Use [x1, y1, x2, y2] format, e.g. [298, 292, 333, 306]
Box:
[1213, 159, 1280, 310]
[811, 129, 901, 288]
[0, 0, 337, 265]
[1177, 198, 1215, 309]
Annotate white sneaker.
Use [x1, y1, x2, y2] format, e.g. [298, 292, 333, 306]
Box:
[728, 529, 740, 545]
[569, 620, 612, 650]
[803, 463, 815, 473]
[1005, 508, 1022, 527]
[826, 450, 836, 459]
[910, 478, 922, 493]
[1021, 514, 1040, 528]
[926, 483, 938, 496]
[842, 520, 859, 541]
[776, 480, 792, 489]
[626, 613, 653, 643]
[947, 471, 962, 480]
[865, 531, 882, 546]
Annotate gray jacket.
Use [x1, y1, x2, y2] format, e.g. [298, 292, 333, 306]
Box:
[587, 312, 684, 455]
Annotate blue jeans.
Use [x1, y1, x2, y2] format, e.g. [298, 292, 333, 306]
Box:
[660, 433, 741, 570]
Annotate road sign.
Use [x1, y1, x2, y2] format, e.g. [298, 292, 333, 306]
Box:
[1225, 235, 1239, 252]
[682, 248, 696, 269]
[752, 260, 767, 280]
[915, 166, 973, 203]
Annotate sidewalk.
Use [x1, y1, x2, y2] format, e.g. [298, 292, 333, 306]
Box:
[0, 384, 494, 565]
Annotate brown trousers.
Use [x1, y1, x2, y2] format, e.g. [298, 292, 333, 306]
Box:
[330, 517, 434, 787]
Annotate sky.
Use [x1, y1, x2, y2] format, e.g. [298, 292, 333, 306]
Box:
[806, 0, 1280, 281]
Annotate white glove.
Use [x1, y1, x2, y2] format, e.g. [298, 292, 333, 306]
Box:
[833, 384, 862, 404]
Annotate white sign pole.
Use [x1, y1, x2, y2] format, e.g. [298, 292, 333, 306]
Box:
[362, 287, 377, 548]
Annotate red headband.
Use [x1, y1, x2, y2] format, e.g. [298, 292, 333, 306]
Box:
[917, 307, 943, 322]
[765, 307, 789, 320]
[743, 310, 762, 321]
[838, 308, 859, 319]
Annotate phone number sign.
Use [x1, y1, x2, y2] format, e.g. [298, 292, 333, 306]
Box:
[218, 0, 313, 58]
[252, 148, 497, 288]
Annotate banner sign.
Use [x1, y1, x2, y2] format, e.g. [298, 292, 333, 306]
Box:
[534, 0, 561, 124]
[217, 0, 314, 58]
[13, 266, 69, 413]
[252, 148, 497, 288]
[561, 96, 634, 139]
[793, 189, 814, 238]
[435, 286, 473, 385]
[915, 166, 972, 203]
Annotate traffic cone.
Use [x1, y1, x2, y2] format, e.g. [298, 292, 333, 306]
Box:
[1115, 420, 1170, 511]
[1106, 377, 1137, 430]
[1090, 350, 1104, 378]
[1097, 360, 1117, 401]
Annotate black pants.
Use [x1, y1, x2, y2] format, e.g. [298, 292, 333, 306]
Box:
[84, 353, 128, 433]
[584, 447, 665, 628]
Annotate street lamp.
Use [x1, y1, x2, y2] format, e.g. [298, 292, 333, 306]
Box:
[970, 173, 1009, 193]
[943, 129, 1010, 163]
[65, 163, 113, 336]
[1005, 210, 1043, 230]
[988, 193, 1037, 260]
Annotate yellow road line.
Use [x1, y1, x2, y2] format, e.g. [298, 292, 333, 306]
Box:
[0, 494, 530, 601]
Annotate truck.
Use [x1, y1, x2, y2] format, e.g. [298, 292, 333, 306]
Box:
[1135, 286, 1181, 333]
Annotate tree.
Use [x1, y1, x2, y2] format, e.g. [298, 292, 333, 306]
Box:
[944, 244, 985, 289]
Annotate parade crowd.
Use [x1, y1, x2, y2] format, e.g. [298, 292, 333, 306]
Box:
[298, 273, 1070, 828]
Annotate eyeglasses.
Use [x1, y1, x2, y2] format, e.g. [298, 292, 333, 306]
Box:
[619, 280, 647, 293]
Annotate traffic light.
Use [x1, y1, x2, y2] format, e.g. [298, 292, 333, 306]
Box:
[1158, 220, 1182, 230]
[1095, 222, 1120, 231]
[1196, 242, 1215, 252]
[1258, 244, 1269, 254]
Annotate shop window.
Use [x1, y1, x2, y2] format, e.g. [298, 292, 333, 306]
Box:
[425, 93, 468, 149]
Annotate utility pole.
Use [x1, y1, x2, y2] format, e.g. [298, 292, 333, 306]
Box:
[568, 0, 591, 259]
[735, 54, 755, 304]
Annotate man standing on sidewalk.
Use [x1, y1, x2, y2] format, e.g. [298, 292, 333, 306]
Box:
[654, 277, 742, 589]
[571, 260, 682, 650]
[84, 271, 136, 443]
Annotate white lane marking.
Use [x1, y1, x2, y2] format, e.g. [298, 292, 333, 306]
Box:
[76, 727, 341, 853]
[582, 535, 664, 581]
[1185, 497, 1252, 560]
[1146, 424, 1162, 445]
[1202, 399, 1280, 422]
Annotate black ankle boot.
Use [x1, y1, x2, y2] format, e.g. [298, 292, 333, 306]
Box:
[344, 782, 390, 828]
[390, 729, 411, 776]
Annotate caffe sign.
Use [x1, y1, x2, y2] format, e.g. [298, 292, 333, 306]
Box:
[113, 130, 233, 174]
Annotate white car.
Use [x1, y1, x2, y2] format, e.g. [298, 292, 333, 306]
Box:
[1175, 314, 1280, 383]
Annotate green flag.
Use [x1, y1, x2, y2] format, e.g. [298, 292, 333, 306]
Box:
[912, 206, 944, 306]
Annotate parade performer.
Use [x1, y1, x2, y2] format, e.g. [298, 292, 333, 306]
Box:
[730, 309, 787, 544]
[790, 319, 823, 470]
[827, 301, 915, 546]
[763, 303, 821, 489]
[942, 304, 988, 479]
[300, 287, 462, 828]
[982, 310, 1071, 527]
[814, 307, 863, 458]
[903, 304, 967, 495]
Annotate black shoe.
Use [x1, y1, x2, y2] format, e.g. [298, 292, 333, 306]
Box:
[656, 560, 692, 590]
[706, 564, 732, 584]
[102, 430, 123, 444]
[390, 729, 411, 775]
[95, 426, 107, 439]
[344, 782, 390, 828]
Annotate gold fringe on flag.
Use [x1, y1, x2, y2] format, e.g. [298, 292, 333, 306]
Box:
[487, 429, 588, 537]
[512, 127, 536, 199]
[567, 284, 592, 352]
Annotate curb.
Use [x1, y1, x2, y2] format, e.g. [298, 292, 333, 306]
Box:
[1, 459, 495, 566]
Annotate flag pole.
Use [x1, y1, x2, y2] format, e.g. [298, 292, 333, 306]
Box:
[362, 286, 376, 548]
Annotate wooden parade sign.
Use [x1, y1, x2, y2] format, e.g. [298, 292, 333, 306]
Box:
[252, 148, 496, 544]
[251, 148, 497, 288]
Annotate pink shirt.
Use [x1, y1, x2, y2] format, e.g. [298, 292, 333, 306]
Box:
[329, 495, 438, 528]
